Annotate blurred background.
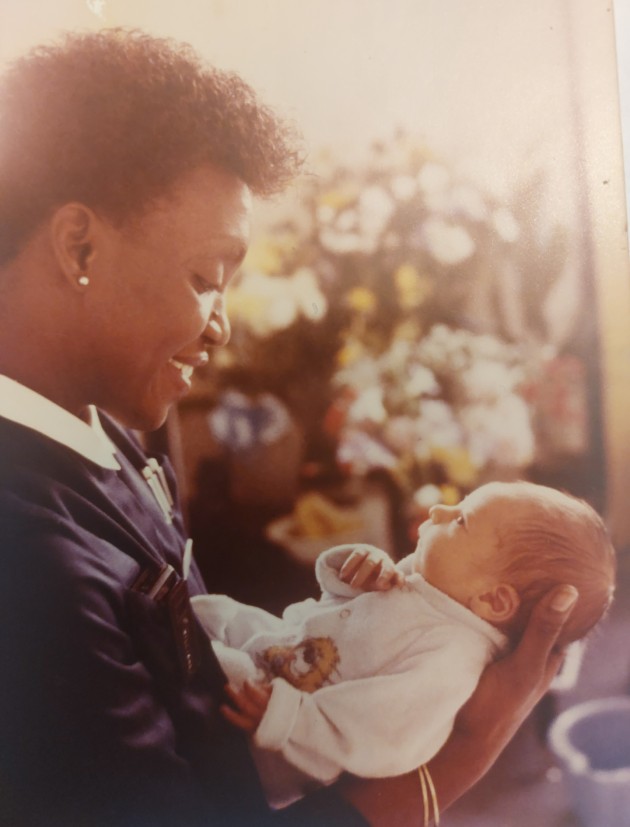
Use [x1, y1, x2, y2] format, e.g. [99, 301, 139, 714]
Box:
[2, 1, 630, 824]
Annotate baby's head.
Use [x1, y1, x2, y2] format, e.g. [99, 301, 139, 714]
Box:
[413, 481, 616, 646]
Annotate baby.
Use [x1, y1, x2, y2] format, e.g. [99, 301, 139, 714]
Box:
[192, 481, 616, 808]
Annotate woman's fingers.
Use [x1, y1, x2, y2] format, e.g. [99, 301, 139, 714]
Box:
[454, 583, 578, 744]
[514, 585, 578, 689]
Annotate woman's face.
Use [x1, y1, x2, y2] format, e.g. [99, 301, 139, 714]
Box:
[83, 164, 251, 430]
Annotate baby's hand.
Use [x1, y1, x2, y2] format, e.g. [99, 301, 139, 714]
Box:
[339, 546, 404, 591]
[221, 681, 272, 734]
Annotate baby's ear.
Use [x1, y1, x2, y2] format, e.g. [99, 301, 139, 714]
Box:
[470, 583, 520, 623]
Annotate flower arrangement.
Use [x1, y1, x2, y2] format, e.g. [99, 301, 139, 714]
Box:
[198, 134, 579, 526]
[328, 324, 537, 516]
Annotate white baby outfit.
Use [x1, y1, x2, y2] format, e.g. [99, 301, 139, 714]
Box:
[192, 544, 507, 808]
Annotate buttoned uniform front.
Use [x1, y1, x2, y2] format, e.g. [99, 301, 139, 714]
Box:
[0, 376, 367, 827]
[193, 546, 508, 809]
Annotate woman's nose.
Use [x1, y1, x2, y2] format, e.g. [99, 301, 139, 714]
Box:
[203, 294, 231, 347]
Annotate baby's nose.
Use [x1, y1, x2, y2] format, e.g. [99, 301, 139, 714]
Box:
[429, 505, 453, 524]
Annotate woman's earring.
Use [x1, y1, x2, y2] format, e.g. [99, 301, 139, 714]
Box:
[77, 274, 90, 287]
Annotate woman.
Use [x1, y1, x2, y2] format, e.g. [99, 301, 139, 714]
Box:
[0, 29, 577, 826]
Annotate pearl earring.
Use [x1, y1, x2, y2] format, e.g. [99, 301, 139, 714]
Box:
[78, 275, 90, 287]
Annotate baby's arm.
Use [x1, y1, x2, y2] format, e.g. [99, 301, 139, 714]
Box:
[316, 544, 403, 597]
[192, 593, 286, 647]
[280, 544, 403, 626]
[227, 639, 482, 786]
[338, 546, 405, 591]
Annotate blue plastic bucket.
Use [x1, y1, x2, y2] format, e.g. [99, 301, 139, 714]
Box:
[548, 696, 630, 827]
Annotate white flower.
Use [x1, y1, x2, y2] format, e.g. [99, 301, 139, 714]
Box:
[378, 339, 414, 373]
[320, 229, 363, 254]
[492, 207, 520, 242]
[228, 268, 327, 336]
[358, 185, 396, 238]
[413, 484, 443, 510]
[450, 185, 487, 221]
[383, 416, 421, 453]
[407, 364, 439, 397]
[417, 162, 450, 193]
[423, 190, 452, 213]
[423, 217, 475, 265]
[461, 395, 534, 467]
[336, 209, 358, 232]
[459, 360, 521, 401]
[317, 204, 336, 224]
[336, 428, 398, 475]
[416, 400, 463, 449]
[334, 356, 381, 391]
[291, 267, 328, 322]
[391, 175, 417, 201]
[347, 386, 387, 425]
[265, 291, 299, 331]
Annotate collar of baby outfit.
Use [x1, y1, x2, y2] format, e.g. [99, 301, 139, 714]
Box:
[405, 569, 509, 654]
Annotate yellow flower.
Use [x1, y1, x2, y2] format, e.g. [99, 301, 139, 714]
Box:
[347, 287, 377, 314]
[318, 188, 358, 211]
[394, 264, 433, 310]
[439, 484, 461, 506]
[244, 233, 297, 274]
[336, 338, 365, 367]
[392, 320, 423, 341]
[431, 446, 477, 486]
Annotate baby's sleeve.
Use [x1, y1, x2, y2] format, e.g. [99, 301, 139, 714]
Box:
[314, 544, 393, 598]
[253, 631, 486, 783]
[191, 594, 286, 647]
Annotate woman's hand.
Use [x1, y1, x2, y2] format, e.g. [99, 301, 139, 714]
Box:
[451, 584, 579, 750]
[338, 547, 404, 591]
[339, 584, 578, 826]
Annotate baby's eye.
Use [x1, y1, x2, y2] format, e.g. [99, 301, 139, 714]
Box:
[455, 515, 465, 526]
[193, 273, 220, 295]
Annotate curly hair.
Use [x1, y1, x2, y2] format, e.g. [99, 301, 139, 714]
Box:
[492, 482, 616, 647]
[0, 28, 304, 264]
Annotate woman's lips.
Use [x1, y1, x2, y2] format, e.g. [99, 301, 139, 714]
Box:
[167, 352, 209, 386]
[168, 358, 194, 383]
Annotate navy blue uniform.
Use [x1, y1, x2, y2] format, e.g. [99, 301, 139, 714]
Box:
[0, 414, 367, 826]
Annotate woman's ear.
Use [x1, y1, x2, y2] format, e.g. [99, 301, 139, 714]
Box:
[49, 203, 98, 287]
[470, 583, 520, 623]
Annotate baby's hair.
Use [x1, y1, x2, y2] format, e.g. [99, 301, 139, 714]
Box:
[490, 481, 616, 646]
[0, 28, 304, 265]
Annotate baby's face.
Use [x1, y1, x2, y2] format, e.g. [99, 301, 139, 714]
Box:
[413, 483, 514, 608]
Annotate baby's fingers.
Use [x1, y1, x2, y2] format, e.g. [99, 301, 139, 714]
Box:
[349, 557, 384, 589]
[374, 567, 405, 591]
[226, 681, 271, 714]
[339, 550, 369, 583]
[221, 703, 258, 733]
[222, 682, 271, 733]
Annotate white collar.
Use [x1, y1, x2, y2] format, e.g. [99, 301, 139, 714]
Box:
[0, 375, 120, 470]
[403, 566, 509, 654]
